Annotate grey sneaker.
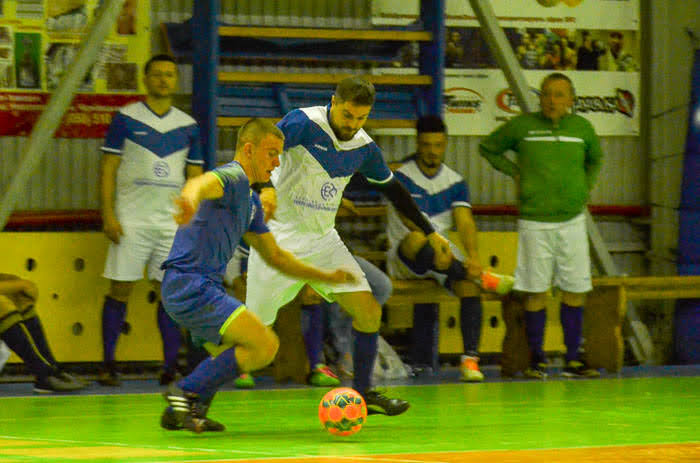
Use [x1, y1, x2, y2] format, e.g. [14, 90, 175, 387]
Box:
[34, 375, 85, 393]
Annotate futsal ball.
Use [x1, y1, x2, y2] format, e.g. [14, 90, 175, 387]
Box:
[318, 387, 367, 436]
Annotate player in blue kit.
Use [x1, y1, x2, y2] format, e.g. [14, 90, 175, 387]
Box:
[159, 119, 355, 433]
[246, 77, 457, 416]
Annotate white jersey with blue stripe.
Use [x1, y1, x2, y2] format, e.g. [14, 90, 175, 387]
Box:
[387, 157, 471, 246]
[101, 101, 204, 228]
[270, 105, 393, 237]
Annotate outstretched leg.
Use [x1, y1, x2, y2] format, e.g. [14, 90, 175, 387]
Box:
[334, 291, 409, 416]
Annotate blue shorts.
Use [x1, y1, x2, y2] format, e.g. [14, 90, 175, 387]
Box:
[161, 269, 245, 347]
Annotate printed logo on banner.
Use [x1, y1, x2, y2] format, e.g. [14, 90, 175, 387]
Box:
[574, 89, 636, 118]
[495, 88, 540, 114]
[444, 87, 484, 114]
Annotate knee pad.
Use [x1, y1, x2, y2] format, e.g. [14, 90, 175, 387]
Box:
[398, 242, 435, 275]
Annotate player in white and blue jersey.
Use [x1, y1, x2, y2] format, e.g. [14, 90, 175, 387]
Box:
[98, 55, 204, 387]
[246, 77, 453, 416]
[386, 116, 489, 382]
[159, 119, 355, 433]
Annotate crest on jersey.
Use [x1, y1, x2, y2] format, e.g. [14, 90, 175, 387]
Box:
[153, 160, 170, 178]
[320, 182, 338, 201]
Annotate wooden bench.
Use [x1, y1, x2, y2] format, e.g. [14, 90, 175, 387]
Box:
[501, 275, 700, 376]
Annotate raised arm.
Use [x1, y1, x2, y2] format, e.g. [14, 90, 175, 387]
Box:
[173, 172, 225, 225]
[243, 232, 354, 285]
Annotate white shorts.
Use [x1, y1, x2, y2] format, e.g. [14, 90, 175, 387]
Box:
[223, 245, 249, 287]
[246, 227, 371, 326]
[513, 213, 592, 294]
[386, 235, 465, 287]
[103, 225, 176, 282]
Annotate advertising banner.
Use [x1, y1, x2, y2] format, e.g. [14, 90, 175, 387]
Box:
[441, 70, 639, 136]
[0, 0, 150, 138]
[372, 0, 640, 136]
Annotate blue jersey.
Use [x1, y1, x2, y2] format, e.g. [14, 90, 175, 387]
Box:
[269, 105, 393, 236]
[162, 161, 268, 281]
[101, 101, 204, 228]
[387, 156, 471, 247]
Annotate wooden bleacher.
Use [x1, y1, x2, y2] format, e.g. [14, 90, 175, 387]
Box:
[160, 22, 433, 128]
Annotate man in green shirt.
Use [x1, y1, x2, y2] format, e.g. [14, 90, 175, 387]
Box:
[480, 73, 603, 379]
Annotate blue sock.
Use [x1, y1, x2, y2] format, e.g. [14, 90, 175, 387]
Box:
[524, 309, 546, 366]
[157, 301, 182, 372]
[411, 303, 439, 370]
[560, 303, 583, 363]
[460, 297, 482, 357]
[352, 329, 378, 396]
[178, 346, 238, 403]
[301, 304, 323, 368]
[102, 296, 126, 365]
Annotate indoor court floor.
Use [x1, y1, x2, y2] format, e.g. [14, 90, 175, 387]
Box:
[0, 369, 698, 462]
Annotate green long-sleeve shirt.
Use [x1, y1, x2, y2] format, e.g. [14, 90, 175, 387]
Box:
[479, 112, 603, 222]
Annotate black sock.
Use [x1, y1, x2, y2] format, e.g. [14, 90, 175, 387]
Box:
[460, 297, 482, 356]
[411, 303, 439, 369]
[0, 318, 54, 379]
[22, 315, 58, 366]
[445, 259, 467, 284]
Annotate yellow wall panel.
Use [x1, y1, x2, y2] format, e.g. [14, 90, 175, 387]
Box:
[1, 232, 163, 363]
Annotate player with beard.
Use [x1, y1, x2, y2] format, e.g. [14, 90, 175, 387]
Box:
[246, 77, 461, 415]
[385, 116, 512, 381]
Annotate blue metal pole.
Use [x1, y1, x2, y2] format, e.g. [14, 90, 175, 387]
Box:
[192, 0, 220, 171]
[419, 0, 445, 117]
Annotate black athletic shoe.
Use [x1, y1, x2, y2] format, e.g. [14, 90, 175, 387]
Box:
[162, 384, 224, 433]
[364, 389, 410, 416]
[34, 375, 85, 393]
[158, 369, 178, 386]
[96, 368, 121, 387]
[160, 405, 225, 432]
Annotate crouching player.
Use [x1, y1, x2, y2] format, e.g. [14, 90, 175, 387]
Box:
[160, 119, 355, 433]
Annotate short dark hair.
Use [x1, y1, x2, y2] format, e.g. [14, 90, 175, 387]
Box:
[416, 115, 447, 135]
[609, 31, 623, 39]
[334, 76, 376, 106]
[144, 54, 176, 74]
[541, 72, 575, 96]
[236, 118, 285, 151]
